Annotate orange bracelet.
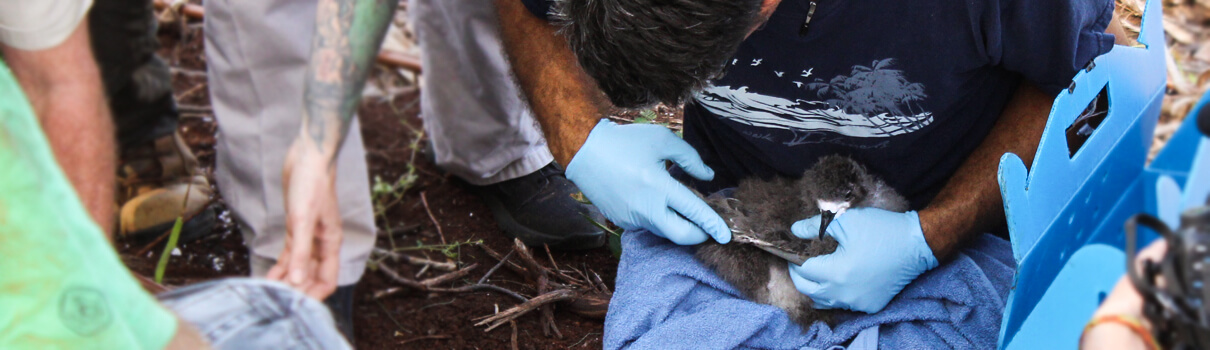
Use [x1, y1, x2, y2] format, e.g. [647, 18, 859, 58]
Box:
[1080, 314, 1162, 350]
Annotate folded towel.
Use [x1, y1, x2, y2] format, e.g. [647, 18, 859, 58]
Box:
[604, 229, 1014, 349]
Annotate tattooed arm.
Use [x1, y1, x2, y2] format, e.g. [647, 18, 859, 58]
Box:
[271, 0, 399, 299]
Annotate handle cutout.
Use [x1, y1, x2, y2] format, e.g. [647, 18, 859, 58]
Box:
[1066, 84, 1111, 157]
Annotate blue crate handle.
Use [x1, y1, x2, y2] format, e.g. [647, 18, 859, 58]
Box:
[995, 0, 1167, 346]
[1149, 96, 1210, 225]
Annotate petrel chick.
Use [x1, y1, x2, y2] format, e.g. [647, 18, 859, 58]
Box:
[695, 155, 909, 328]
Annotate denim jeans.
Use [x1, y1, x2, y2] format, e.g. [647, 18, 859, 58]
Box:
[157, 278, 351, 350]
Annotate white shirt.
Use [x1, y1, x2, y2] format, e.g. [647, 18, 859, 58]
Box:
[0, 0, 94, 50]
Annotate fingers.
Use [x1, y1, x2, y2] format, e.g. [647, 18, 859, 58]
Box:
[789, 253, 842, 286]
[786, 266, 837, 309]
[267, 258, 288, 280]
[791, 216, 823, 239]
[666, 183, 731, 243]
[659, 135, 715, 181]
[285, 211, 317, 286]
[648, 208, 711, 245]
[307, 209, 343, 300]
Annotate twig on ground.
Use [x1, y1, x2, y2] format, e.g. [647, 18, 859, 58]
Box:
[544, 244, 560, 272]
[372, 247, 457, 271]
[478, 250, 515, 285]
[170, 67, 208, 78]
[175, 82, 208, 101]
[420, 191, 447, 244]
[402, 299, 457, 316]
[421, 263, 478, 287]
[414, 264, 430, 278]
[567, 332, 601, 349]
[375, 264, 529, 302]
[511, 320, 520, 350]
[177, 104, 213, 114]
[398, 335, 450, 346]
[374, 299, 413, 335]
[592, 270, 611, 294]
[480, 244, 530, 277]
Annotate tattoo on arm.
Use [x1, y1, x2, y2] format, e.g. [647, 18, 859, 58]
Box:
[301, 0, 399, 156]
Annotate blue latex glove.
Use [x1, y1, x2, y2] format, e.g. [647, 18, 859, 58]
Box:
[565, 120, 731, 245]
[787, 208, 939, 313]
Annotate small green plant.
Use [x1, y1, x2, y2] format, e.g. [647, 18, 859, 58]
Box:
[573, 192, 624, 257]
[631, 109, 682, 138]
[582, 213, 623, 258]
[154, 217, 185, 283]
[372, 168, 418, 250]
[372, 168, 418, 212]
[634, 109, 658, 124]
[155, 178, 196, 283]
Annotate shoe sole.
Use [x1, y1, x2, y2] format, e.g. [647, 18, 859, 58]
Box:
[479, 195, 607, 251]
[126, 204, 219, 245]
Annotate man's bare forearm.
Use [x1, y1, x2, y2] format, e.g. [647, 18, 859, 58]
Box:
[300, 0, 399, 159]
[494, 0, 608, 165]
[918, 81, 1052, 259]
[4, 21, 116, 235]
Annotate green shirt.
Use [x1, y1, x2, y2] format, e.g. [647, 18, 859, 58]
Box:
[0, 60, 177, 349]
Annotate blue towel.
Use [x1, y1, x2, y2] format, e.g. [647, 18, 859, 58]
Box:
[604, 229, 1015, 349]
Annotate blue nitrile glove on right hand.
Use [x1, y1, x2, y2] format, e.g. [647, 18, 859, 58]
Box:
[564, 120, 731, 245]
[787, 208, 938, 313]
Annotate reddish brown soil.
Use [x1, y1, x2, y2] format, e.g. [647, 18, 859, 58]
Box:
[117, 14, 617, 350]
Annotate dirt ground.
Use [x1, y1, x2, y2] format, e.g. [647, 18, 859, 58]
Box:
[115, 15, 617, 349]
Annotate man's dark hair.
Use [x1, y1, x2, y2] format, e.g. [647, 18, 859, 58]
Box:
[552, 0, 764, 109]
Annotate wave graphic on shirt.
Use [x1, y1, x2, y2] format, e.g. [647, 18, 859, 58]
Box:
[696, 85, 933, 138]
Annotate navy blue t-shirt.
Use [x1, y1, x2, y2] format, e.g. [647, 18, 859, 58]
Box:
[521, 0, 1115, 209]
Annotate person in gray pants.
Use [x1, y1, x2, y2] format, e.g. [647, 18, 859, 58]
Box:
[410, 0, 607, 250]
[203, 0, 390, 341]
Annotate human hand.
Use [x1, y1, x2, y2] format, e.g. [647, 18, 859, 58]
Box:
[787, 208, 938, 313]
[564, 120, 730, 245]
[1079, 239, 1168, 350]
[268, 139, 343, 300]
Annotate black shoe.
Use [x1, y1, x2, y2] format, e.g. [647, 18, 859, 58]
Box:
[472, 163, 608, 251]
[323, 285, 355, 343]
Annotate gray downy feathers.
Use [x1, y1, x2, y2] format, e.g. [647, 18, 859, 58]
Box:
[694, 155, 909, 328]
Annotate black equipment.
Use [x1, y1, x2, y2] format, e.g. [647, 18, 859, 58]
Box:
[1125, 201, 1210, 349]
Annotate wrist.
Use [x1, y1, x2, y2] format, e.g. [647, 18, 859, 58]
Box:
[1080, 314, 1157, 350]
[917, 207, 961, 260]
[563, 119, 611, 180]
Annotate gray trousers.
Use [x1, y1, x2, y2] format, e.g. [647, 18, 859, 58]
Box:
[410, 0, 553, 185]
[203, 0, 375, 286]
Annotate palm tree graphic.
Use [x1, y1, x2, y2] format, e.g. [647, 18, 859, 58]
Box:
[806, 59, 929, 135]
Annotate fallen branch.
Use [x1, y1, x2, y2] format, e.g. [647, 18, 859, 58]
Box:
[473, 289, 576, 332]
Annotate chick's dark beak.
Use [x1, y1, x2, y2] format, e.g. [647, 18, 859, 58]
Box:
[818, 210, 836, 239]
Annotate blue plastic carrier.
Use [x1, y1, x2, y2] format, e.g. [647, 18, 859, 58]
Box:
[994, 0, 1210, 346]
